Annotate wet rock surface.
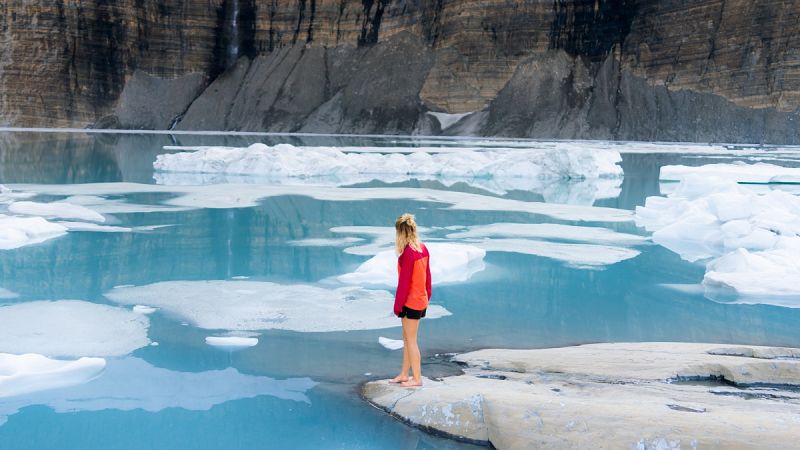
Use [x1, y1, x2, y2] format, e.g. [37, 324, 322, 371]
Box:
[363, 343, 800, 448]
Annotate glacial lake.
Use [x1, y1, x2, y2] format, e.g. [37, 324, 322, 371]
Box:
[1, 131, 799, 449]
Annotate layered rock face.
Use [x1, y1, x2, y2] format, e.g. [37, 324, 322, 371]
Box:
[1, 1, 798, 143]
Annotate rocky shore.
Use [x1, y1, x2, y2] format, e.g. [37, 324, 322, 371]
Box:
[363, 343, 800, 448]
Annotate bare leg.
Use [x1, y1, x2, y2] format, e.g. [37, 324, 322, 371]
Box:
[390, 319, 410, 383]
[400, 317, 422, 387]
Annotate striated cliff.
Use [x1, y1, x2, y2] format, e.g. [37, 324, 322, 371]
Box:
[0, 1, 798, 143]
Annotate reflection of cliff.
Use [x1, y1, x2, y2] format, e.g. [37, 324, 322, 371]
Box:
[1, 1, 798, 143]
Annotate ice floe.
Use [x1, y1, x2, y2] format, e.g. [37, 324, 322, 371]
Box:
[11, 182, 634, 223]
[378, 337, 404, 350]
[0, 353, 105, 399]
[287, 237, 365, 247]
[0, 215, 67, 250]
[331, 226, 416, 256]
[0, 300, 150, 357]
[105, 280, 451, 332]
[205, 336, 259, 350]
[8, 201, 105, 222]
[660, 162, 800, 184]
[0, 356, 316, 426]
[153, 143, 622, 200]
[636, 174, 800, 300]
[132, 305, 157, 315]
[337, 243, 486, 286]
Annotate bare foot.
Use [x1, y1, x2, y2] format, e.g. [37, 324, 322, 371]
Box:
[400, 379, 422, 388]
[389, 375, 409, 384]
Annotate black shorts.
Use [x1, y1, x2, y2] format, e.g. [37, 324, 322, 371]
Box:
[398, 306, 426, 320]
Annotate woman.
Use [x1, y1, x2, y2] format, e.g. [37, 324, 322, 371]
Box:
[390, 213, 431, 388]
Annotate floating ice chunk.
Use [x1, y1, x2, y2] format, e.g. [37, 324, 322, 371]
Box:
[337, 243, 486, 286]
[0, 357, 316, 425]
[378, 337, 404, 350]
[8, 201, 105, 222]
[472, 239, 640, 267]
[153, 143, 622, 199]
[0, 215, 67, 250]
[660, 162, 800, 184]
[205, 336, 259, 350]
[0, 287, 19, 299]
[105, 280, 451, 332]
[637, 174, 800, 299]
[703, 239, 800, 300]
[446, 223, 648, 245]
[0, 353, 106, 399]
[132, 305, 157, 315]
[0, 300, 150, 357]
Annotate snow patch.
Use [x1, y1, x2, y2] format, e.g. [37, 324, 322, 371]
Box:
[0, 300, 151, 357]
[337, 243, 486, 286]
[105, 280, 451, 332]
[0, 353, 105, 399]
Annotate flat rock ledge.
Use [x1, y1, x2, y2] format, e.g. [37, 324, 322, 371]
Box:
[362, 343, 800, 449]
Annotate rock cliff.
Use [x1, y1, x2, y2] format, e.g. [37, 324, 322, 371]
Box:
[1, 1, 798, 143]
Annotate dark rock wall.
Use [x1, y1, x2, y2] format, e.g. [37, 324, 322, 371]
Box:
[0, 1, 798, 143]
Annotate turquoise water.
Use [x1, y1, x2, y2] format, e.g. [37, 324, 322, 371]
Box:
[1, 132, 799, 449]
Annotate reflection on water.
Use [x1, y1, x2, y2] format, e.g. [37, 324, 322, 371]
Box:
[1, 131, 799, 449]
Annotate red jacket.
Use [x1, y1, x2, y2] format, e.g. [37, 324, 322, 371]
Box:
[394, 243, 432, 315]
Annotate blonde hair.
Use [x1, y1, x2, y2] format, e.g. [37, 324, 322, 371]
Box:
[395, 213, 421, 255]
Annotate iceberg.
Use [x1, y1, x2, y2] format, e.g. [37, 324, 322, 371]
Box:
[636, 174, 800, 300]
[153, 143, 622, 200]
[337, 243, 486, 286]
[0, 353, 105, 399]
[0, 356, 316, 426]
[0, 300, 151, 357]
[105, 280, 451, 333]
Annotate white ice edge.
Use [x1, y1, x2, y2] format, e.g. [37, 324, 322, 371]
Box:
[8, 201, 105, 223]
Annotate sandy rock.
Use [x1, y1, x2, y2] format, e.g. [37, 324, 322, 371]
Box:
[363, 343, 800, 449]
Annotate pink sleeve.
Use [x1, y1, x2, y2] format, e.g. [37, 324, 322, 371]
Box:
[426, 249, 432, 301]
[394, 247, 414, 316]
